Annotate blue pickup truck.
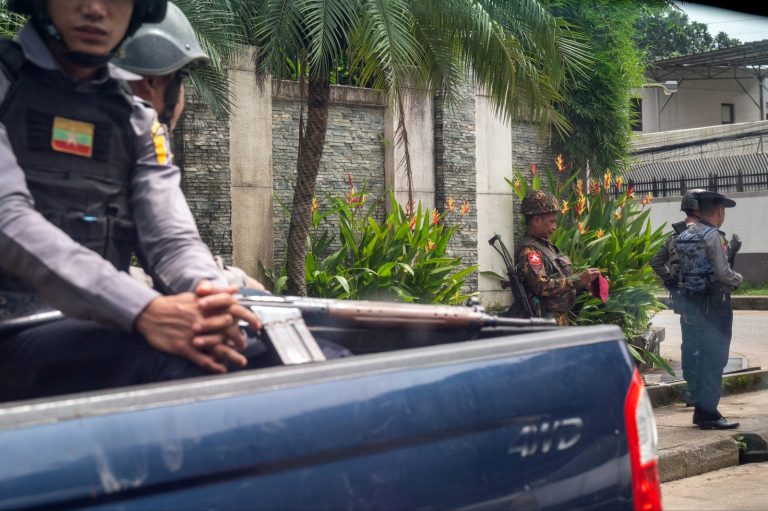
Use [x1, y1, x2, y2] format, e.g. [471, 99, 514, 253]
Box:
[0, 298, 661, 510]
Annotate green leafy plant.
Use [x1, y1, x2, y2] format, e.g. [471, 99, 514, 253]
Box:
[507, 157, 673, 374]
[263, 182, 476, 305]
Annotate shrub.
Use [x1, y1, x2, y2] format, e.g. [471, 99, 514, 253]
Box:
[264, 183, 476, 305]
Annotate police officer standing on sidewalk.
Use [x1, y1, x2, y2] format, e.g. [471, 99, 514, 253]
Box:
[676, 191, 742, 429]
[516, 190, 600, 326]
[650, 188, 703, 405]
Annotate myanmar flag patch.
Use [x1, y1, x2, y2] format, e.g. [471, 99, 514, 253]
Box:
[51, 117, 94, 158]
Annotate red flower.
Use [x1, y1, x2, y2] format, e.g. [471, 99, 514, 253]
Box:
[530, 164, 537, 176]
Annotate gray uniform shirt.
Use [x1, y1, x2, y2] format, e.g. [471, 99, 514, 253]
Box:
[0, 25, 227, 331]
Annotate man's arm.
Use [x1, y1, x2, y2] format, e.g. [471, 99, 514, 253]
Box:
[650, 235, 674, 286]
[706, 230, 742, 289]
[129, 104, 228, 294]
[0, 126, 160, 331]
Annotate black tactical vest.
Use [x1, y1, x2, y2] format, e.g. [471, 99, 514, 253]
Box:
[0, 40, 138, 291]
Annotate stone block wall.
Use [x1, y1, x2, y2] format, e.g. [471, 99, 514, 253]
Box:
[175, 93, 233, 263]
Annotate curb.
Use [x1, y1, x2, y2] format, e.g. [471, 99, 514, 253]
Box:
[646, 369, 768, 408]
[658, 437, 739, 484]
[655, 295, 768, 310]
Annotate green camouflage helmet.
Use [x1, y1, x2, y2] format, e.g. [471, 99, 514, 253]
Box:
[680, 188, 706, 212]
[521, 190, 559, 216]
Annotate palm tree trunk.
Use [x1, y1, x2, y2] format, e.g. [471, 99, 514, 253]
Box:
[286, 71, 330, 296]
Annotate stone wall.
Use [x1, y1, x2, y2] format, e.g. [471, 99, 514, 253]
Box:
[175, 93, 233, 263]
[434, 81, 479, 291]
[271, 83, 387, 270]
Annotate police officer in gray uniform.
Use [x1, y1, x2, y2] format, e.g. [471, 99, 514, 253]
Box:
[0, 0, 260, 402]
[650, 188, 703, 405]
[676, 191, 742, 429]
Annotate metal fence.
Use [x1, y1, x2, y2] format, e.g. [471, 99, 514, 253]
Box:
[625, 154, 768, 197]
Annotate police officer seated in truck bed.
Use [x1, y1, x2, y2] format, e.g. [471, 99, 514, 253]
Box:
[0, 0, 262, 402]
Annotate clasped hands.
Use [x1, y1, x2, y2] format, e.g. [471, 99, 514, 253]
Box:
[135, 280, 262, 373]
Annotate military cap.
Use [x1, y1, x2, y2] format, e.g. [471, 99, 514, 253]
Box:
[521, 190, 559, 216]
[696, 190, 736, 208]
[680, 188, 706, 211]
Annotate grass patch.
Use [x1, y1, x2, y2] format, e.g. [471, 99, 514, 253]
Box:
[734, 282, 768, 296]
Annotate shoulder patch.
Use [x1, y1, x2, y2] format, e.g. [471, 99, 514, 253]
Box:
[527, 251, 544, 271]
[150, 120, 170, 165]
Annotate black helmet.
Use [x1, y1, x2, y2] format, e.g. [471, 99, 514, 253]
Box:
[8, 0, 168, 39]
[115, 2, 209, 76]
[696, 190, 736, 208]
[680, 188, 705, 212]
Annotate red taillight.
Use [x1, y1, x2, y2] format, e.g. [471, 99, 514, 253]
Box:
[624, 369, 662, 511]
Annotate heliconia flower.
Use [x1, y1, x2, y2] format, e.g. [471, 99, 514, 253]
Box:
[575, 196, 587, 216]
[603, 170, 612, 190]
[561, 200, 569, 214]
[645, 192, 653, 204]
[530, 164, 537, 176]
[359, 194, 367, 207]
[409, 216, 417, 231]
[555, 154, 567, 173]
[347, 174, 354, 188]
[460, 200, 471, 217]
[446, 197, 456, 212]
[615, 176, 623, 189]
[589, 180, 602, 196]
[575, 179, 584, 197]
[577, 221, 587, 234]
[425, 240, 436, 252]
[596, 228, 605, 239]
[311, 197, 318, 213]
[513, 178, 522, 190]
[431, 209, 440, 226]
[626, 185, 636, 199]
[614, 209, 622, 220]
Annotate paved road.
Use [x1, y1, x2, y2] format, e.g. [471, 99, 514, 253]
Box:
[662, 463, 768, 511]
[651, 309, 768, 370]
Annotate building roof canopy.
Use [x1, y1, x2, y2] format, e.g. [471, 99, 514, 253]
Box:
[650, 40, 768, 69]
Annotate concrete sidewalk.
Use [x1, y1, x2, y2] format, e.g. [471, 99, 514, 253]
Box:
[650, 382, 768, 483]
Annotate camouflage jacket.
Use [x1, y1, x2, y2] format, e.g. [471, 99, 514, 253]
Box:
[516, 236, 581, 324]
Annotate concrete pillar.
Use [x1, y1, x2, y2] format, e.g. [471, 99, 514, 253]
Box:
[384, 88, 435, 211]
[229, 48, 274, 281]
[475, 90, 515, 308]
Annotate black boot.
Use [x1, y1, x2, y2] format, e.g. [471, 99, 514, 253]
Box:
[693, 408, 739, 429]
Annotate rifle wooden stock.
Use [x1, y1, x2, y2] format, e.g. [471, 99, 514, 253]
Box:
[238, 296, 557, 330]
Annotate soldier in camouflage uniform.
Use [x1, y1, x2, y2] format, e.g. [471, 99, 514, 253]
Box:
[516, 190, 600, 326]
[675, 191, 742, 430]
[650, 188, 703, 406]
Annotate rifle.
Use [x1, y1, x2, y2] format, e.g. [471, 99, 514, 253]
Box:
[729, 234, 741, 269]
[488, 234, 534, 318]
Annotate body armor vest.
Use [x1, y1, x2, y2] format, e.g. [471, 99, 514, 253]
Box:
[0, 40, 138, 292]
[518, 237, 575, 313]
[676, 225, 717, 294]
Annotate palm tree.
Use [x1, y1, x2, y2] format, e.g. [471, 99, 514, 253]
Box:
[244, 0, 589, 296]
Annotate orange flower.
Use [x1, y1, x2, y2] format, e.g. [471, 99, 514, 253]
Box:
[574, 195, 587, 216]
[513, 178, 522, 190]
[311, 197, 318, 213]
[431, 209, 440, 226]
[425, 240, 436, 252]
[575, 179, 584, 197]
[561, 200, 569, 214]
[596, 228, 605, 239]
[614, 209, 622, 220]
[615, 176, 623, 189]
[626, 185, 636, 199]
[359, 194, 367, 207]
[577, 221, 587, 234]
[445, 197, 456, 212]
[530, 164, 537, 176]
[589, 180, 602, 196]
[603, 170, 612, 190]
[460, 200, 471, 217]
[409, 217, 417, 231]
[555, 154, 567, 173]
[645, 192, 653, 204]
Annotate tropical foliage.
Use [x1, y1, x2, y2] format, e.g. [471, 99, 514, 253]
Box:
[264, 182, 476, 305]
[507, 156, 672, 372]
[548, 0, 648, 173]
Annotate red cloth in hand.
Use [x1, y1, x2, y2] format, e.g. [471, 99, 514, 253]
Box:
[590, 274, 610, 303]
